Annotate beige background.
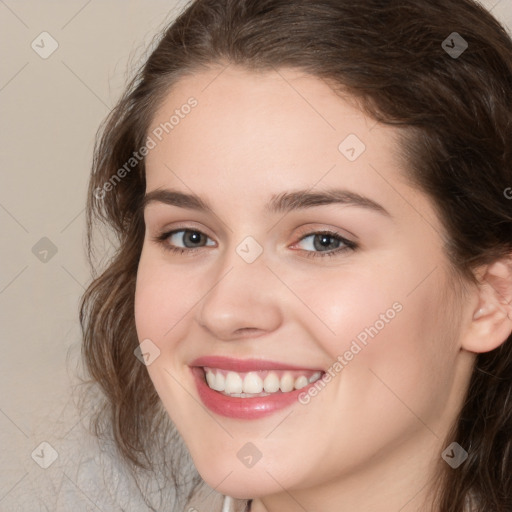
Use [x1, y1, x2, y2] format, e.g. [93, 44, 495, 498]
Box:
[1, 0, 511, 509]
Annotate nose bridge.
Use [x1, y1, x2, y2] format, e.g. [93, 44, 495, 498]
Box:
[195, 234, 282, 339]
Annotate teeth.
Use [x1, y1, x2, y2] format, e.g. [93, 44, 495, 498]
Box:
[294, 376, 309, 389]
[243, 372, 263, 394]
[280, 373, 294, 392]
[309, 371, 322, 383]
[213, 371, 225, 391]
[203, 368, 323, 396]
[263, 373, 280, 393]
[225, 372, 243, 394]
[205, 371, 216, 389]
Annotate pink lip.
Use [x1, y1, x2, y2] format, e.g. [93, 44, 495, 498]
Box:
[190, 356, 321, 373]
[189, 356, 324, 419]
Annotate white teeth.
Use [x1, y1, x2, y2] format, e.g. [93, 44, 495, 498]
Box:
[263, 373, 280, 393]
[213, 372, 225, 391]
[206, 371, 216, 389]
[294, 376, 309, 390]
[309, 371, 322, 383]
[243, 372, 263, 394]
[204, 368, 323, 396]
[280, 372, 295, 392]
[225, 372, 243, 394]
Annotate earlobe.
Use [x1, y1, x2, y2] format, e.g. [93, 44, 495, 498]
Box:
[462, 257, 512, 354]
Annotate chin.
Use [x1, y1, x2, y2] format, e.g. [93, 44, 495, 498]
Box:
[194, 459, 289, 499]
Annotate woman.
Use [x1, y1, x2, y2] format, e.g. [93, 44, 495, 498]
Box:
[80, 0, 512, 510]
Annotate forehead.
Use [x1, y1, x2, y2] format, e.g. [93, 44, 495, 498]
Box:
[143, 65, 433, 226]
[146, 66, 373, 171]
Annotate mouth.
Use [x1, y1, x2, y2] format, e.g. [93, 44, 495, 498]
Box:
[202, 367, 323, 397]
[189, 356, 326, 419]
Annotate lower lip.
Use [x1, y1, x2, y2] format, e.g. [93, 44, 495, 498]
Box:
[190, 366, 322, 419]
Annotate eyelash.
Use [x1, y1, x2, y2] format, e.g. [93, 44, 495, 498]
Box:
[151, 227, 358, 259]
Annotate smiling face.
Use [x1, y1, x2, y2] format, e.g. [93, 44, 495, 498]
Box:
[134, 66, 476, 509]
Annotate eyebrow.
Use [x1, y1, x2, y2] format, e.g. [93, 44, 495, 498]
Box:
[141, 187, 392, 218]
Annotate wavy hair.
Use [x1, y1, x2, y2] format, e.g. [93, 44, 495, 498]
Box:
[80, 0, 512, 510]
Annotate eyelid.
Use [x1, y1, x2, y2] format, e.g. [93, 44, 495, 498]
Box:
[293, 223, 357, 243]
[155, 221, 215, 240]
[156, 221, 355, 241]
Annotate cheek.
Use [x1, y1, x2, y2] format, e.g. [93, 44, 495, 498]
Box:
[133, 254, 200, 414]
[285, 265, 406, 360]
[289, 262, 457, 412]
[134, 251, 198, 349]
[134, 273, 167, 350]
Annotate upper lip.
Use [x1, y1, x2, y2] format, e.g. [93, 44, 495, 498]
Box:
[190, 356, 324, 373]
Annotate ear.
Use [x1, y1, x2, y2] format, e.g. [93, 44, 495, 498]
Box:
[461, 255, 512, 354]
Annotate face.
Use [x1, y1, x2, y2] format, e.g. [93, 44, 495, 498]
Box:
[134, 66, 472, 502]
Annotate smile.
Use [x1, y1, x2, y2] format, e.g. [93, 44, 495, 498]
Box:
[189, 356, 326, 419]
[204, 367, 323, 397]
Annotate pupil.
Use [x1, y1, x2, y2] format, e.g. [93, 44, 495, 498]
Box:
[186, 231, 202, 246]
[314, 234, 336, 251]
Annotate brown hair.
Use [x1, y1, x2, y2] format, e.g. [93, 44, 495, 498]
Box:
[80, 0, 512, 510]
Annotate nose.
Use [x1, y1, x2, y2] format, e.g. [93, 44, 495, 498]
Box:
[195, 241, 283, 341]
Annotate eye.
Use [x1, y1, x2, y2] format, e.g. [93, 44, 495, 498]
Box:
[292, 230, 357, 259]
[153, 228, 215, 255]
